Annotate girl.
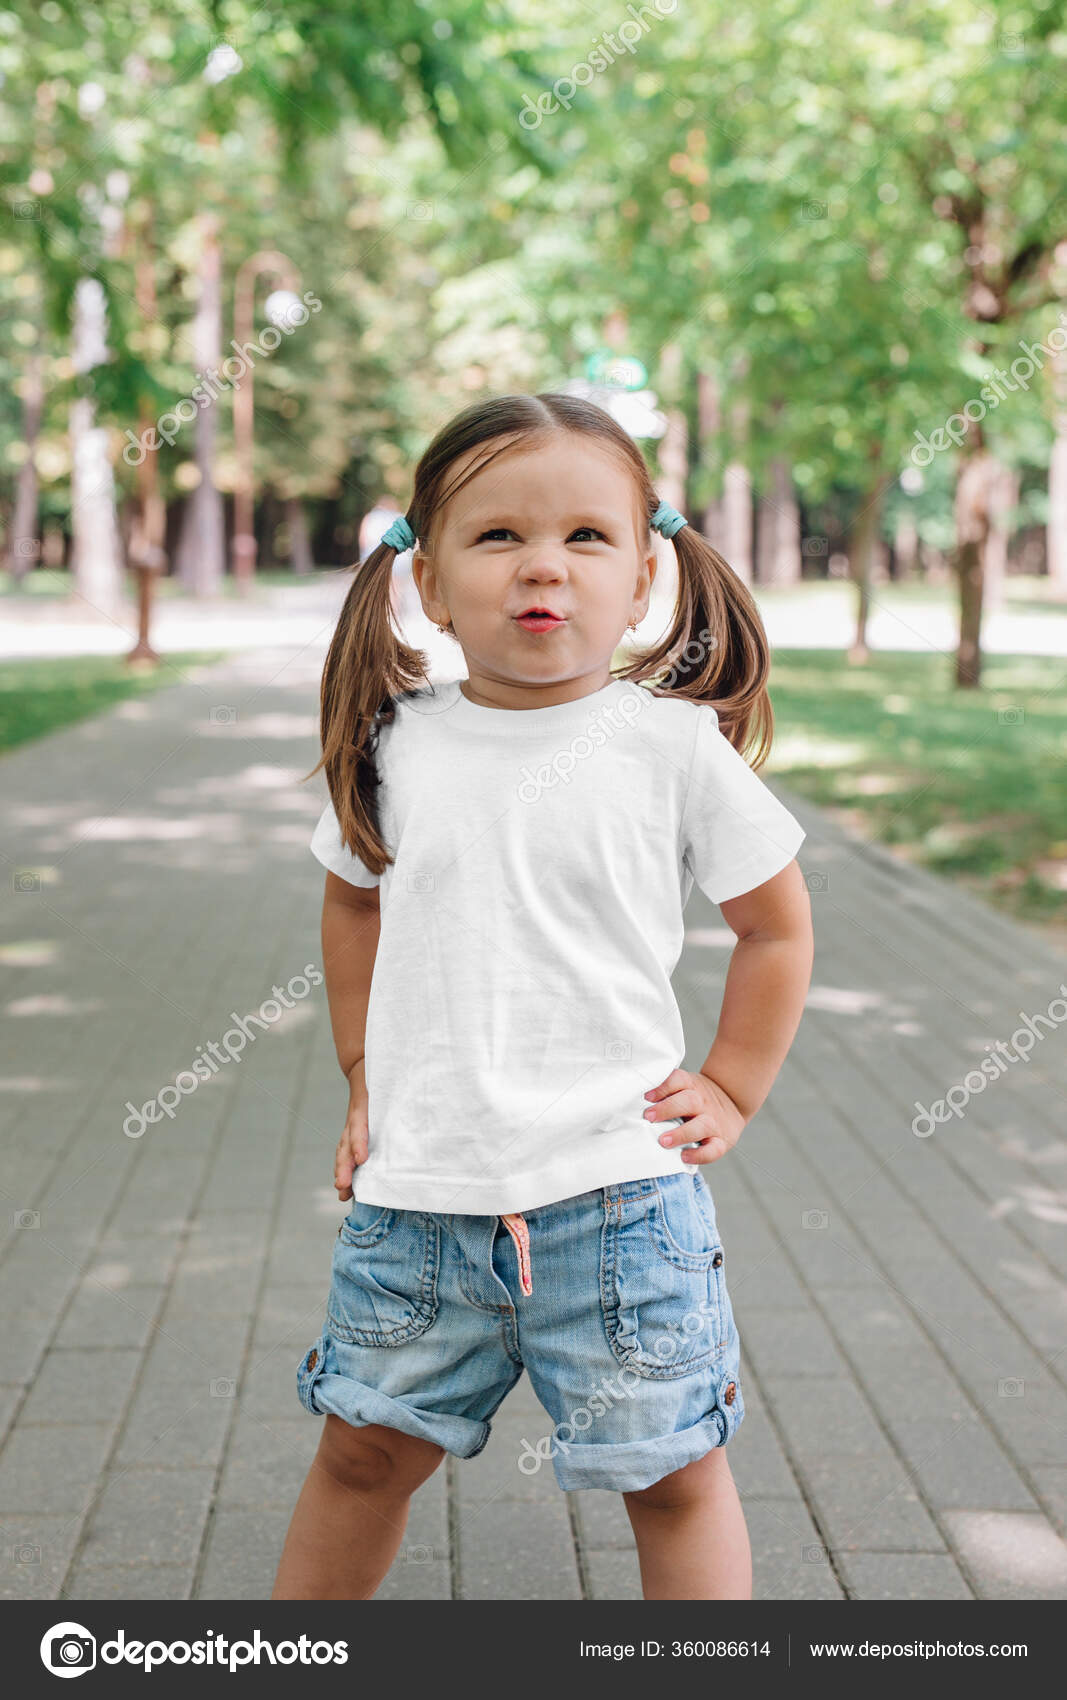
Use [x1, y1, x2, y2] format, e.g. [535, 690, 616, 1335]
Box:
[272, 391, 813, 1602]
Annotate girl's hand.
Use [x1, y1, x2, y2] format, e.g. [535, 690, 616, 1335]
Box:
[334, 1058, 370, 1201]
[642, 1067, 746, 1166]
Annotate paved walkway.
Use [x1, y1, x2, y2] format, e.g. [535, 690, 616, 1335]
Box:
[1, 640, 1065, 1601]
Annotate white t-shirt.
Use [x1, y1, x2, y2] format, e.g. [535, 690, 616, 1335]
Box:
[310, 676, 806, 1214]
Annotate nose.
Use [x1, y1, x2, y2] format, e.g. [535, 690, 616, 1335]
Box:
[518, 546, 567, 583]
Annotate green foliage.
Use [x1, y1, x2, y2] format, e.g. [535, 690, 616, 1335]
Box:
[0, 0, 552, 526]
[0, 649, 225, 751]
[0, 0, 1065, 569]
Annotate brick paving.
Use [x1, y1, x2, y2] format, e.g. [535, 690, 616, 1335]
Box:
[1, 640, 1065, 1601]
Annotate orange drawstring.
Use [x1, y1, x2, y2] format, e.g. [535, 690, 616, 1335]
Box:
[499, 1212, 533, 1295]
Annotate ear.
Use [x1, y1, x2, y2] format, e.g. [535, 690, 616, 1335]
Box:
[411, 547, 446, 624]
[411, 546, 431, 594]
[632, 544, 658, 622]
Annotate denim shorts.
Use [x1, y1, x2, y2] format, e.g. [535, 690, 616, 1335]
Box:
[296, 1170, 745, 1494]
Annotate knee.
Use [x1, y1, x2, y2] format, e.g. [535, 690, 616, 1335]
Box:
[623, 1477, 685, 1514]
[317, 1416, 445, 1498]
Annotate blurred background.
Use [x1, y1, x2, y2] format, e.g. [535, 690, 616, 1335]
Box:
[1, 0, 1065, 936]
[2, 3, 1067, 1609]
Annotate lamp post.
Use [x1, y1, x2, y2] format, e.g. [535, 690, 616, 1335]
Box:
[231, 250, 302, 591]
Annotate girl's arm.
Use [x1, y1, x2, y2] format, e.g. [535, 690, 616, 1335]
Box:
[644, 860, 814, 1160]
[320, 869, 381, 1199]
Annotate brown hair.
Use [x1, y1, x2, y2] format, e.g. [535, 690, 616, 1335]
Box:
[305, 391, 775, 876]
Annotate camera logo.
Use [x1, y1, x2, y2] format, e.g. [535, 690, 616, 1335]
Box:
[41, 1622, 96, 1677]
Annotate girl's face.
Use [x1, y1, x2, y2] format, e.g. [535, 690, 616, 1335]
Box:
[412, 433, 658, 705]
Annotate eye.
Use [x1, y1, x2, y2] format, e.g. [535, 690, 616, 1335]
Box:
[569, 527, 606, 542]
[475, 528, 515, 542]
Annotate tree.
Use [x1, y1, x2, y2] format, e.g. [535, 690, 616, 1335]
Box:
[0, 0, 555, 623]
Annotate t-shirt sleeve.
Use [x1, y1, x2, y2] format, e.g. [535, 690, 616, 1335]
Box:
[680, 706, 806, 904]
[309, 797, 381, 888]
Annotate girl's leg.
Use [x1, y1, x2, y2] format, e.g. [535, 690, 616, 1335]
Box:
[272, 1415, 446, 1599]
[622, 1445, 752, 1600]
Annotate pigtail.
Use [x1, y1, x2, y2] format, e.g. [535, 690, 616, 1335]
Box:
[617, 521, 774, 772]
[302, 528, 430, 877]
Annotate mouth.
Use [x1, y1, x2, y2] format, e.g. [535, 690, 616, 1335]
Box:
[513, 607, 567, 633]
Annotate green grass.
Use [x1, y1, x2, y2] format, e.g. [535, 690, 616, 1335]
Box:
[753, 575, 1067, 622]
[0, 568, 319, 600]
[766, 649, 1067, 932]
[0, 652, 226, 755]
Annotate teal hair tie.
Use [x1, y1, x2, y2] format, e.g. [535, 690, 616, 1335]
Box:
[650, 500, 688, 540]
[381, 515, 415, 552]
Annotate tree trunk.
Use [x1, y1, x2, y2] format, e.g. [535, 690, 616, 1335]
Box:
[716, 351, 753, 583]
[983, 461, 1019, 613]
[286, 497, 314, 574]
[127, 234, 167, 661]
[1048, 342, 1067, 597]
[657, 342, 689, 512]
[756, 457, 802, 584]
[651, 341, 688, 627]
[8, 351, 43, 581]
[70, 278, 124, 616]
[950, 208, 1004, 684]
[696, 369, 723, 544]
[893, 510, 918, 581]
[722, 463, 753, 585]
[953, 447, 997, 687]
[924, 544, 952, 586]
[174, 213, 225, 595]
[847, 464, 891, 663]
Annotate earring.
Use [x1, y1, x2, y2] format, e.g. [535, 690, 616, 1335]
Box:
[628, 617, 638, 631]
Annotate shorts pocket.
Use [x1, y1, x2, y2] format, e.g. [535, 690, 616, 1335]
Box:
[648, 1172, 722, 1268]
[600, 1177, 727, 1379]
[338, 1197, 397, 1246]
[327, 1206, 440, 1347]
